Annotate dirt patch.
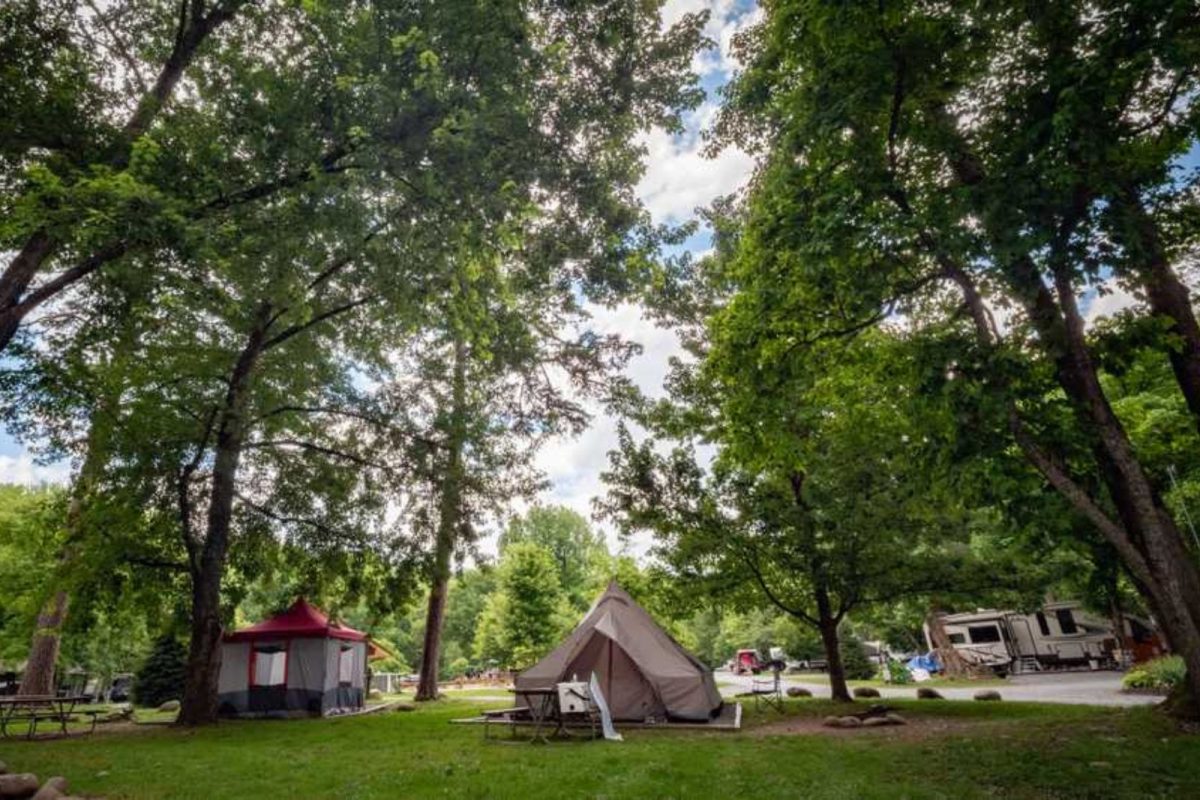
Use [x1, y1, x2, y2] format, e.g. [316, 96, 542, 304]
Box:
[749, 715, 1000, 742]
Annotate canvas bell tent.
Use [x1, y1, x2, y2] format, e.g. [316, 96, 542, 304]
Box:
[217, 598, 369, 717]
[516, 582, 723, 722]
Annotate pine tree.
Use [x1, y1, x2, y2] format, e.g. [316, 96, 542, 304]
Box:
[839, 634, 877, 681]
[133, 634, 187, 708]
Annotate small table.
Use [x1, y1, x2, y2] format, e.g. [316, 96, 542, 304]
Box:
[0, 695, 97, 739]
[508, 688, 562, 744]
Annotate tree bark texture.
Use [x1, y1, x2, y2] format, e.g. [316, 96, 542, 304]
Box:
[17, 397, 116, 696]
[817, 616, 851, 703]
[1112, 186, 1200, 437]
[17, 591, 69, 696]
[416, 336, 467, 701]
[177, 310, 268, 725]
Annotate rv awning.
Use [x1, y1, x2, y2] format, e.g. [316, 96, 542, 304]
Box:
[224, 598, 368, 643]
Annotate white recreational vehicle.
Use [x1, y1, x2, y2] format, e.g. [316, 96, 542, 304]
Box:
[925, 601, 1164, 675]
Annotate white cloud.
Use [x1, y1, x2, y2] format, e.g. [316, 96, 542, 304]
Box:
[637, 117, 755, 223]
[0, 454, 70, 487]
[635, 2, 760, 224]
[524, 303, 687, 560]
[1085, 280, 1143, 327]
[518, 3, 766, 556]
[663, 0, 762, 77]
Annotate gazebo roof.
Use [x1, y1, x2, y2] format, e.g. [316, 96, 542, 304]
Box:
[224, 597, 367, 643]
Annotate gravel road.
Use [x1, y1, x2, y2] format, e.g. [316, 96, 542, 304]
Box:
[717, 669, 1162, 707]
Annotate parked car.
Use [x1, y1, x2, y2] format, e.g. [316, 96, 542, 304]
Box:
[730, 649, 763, 675]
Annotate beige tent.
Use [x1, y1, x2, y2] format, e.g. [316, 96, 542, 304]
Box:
[515, 582, 723, 722]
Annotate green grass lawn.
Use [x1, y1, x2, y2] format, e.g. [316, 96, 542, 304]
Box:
[0, 697, 1195, 799]
[785, 672, 1009, 689]
[440, 687, 514, 698]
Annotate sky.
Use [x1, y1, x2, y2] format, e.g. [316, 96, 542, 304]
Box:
[1, 0, 1190, 560]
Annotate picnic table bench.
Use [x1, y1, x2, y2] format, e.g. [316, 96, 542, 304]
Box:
[481, 705, 530, 740]
[0, 695, 100, 739]
[482, 685, 602, 744]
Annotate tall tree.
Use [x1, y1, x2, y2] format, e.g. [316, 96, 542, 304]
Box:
[4, 0, 707, 724]
[0, 0, 388, 354]
[602, 332, 992, 702]
[473, 541, 570, 669]
[400, 244, 635, 700]
[499, 506, 611, 611]
[711, 0, 1200, 718]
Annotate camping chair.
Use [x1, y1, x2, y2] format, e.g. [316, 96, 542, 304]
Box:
[751, 664, 784, 713]
[556, 681, 600, 740]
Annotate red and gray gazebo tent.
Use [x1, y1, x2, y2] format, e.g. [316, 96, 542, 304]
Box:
[217, 598, 370, 717]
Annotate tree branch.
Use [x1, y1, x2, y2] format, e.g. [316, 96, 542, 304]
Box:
[262, 295, 374, 351]
[235, 491, 345, 539]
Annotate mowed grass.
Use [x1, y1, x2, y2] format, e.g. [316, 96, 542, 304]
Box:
[439, 687, 515, 698]
[783, 672, 1009, 689]
[0, 697, 1196, 799]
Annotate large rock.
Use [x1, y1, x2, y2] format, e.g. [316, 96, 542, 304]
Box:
[156, 700, 180, 713]
[852, 687, 881, 698]
[31, 777, 68, 800]
[392, 702, 417, 712]
[862, 716, 893, 727]
[974, 690, 1002, 702]
[786, 687, 812, 698]
[916, 687, 944, 700]
[823, 716, 859, 728]
[0, 773, 39, 798]
[102, 703, 134, 724]
[885, 713, 907, 725]
[826, 716, 862, 728]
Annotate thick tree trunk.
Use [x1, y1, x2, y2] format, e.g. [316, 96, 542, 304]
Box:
[17, 402, 114, 696]
[0, 231, 57, 352]
[415, 336, 467, 701]
[1011, 269, 1200, 715]
[925, 611, 976, 679]
[812, 581, 851, 702]
[177, 568, 224, 724]
[1112, 187, 1200, 435]
[925, 121, 1200, 717]
[415, 571, 450, 701]
[817, 618, 851, 703]
[177, 311, 268, 726]
[17, 591, 69, 696]
[0, 1, 247, 356]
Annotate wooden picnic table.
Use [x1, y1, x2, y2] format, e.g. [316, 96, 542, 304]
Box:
[0, 695, 98, 739]
[506, 687, 562, 744]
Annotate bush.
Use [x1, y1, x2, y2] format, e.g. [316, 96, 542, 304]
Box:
[1122, 656, 1185, 693]
[885, 658, 912, 685]
[133, 633, 187, 708]
[839, 634, 877, 680]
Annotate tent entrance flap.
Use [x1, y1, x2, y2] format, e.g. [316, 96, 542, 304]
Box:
[565, 633, 663, 721]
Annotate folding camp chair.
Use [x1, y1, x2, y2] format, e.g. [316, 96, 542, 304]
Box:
[751, 665, 784, 713]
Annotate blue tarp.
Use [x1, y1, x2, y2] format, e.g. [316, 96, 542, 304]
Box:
[906, 652, 941, 673]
